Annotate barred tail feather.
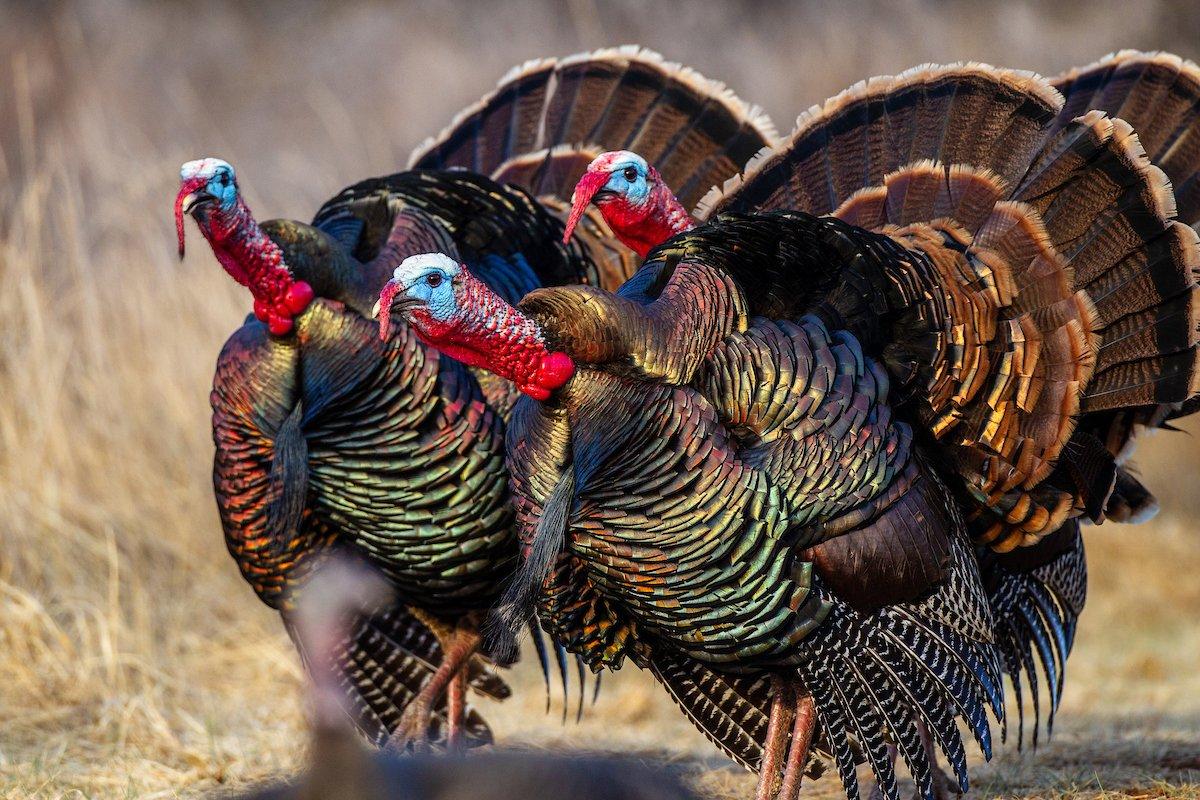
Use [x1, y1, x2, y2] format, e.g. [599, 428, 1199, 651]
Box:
[647, 653, 775, 771]
[981, 524, 1087, 749]
[796, 601, 996, 800]
[792, 533, 999, 800]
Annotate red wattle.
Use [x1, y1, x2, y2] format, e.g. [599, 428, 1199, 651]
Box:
[538, 351, 575, 390]
[522, 385, 551, 401]
[253, 299, 271, 323]
[285, 281, 315, 315]
[268, 315, 294, 336]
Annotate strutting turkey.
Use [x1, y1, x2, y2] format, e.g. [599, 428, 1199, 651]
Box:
[377, 54, 1200, 799]
[176, 47, 776, 750]
[567, 45, 1200, 763]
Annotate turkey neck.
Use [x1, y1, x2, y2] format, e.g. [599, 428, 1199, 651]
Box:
[410, 268, 574, 402]
[203, 198, 299, 311]
[605, 183, 696, 258]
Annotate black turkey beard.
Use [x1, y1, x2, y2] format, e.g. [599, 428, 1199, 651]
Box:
[485, 469, 576, 664]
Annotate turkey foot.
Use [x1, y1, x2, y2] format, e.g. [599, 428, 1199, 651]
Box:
[754, 678, 815, 800]
[386, 625, 480, 754]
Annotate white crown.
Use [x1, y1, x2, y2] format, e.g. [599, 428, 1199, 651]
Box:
[180, 157, 234, 181]
[391, 253, 461, 286]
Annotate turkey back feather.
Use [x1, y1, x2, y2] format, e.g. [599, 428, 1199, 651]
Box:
[312, 170, 597, 296]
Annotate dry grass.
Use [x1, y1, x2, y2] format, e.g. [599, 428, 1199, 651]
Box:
[1, 1, 1199, 798]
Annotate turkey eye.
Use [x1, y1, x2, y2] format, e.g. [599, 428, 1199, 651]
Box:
[623, 166, 639, 182]
[426, 273, 443, 288]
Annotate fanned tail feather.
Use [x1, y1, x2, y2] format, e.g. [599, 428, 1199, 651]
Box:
[796, 593, 998, 799]
[697, 62, 1061, 219]
[411, 46, 775, 211]
[648, 653, 776, 771]
[1051, 51, 1200, 225]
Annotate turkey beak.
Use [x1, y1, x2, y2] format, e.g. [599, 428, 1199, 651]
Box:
[179, 191, 213, 216]
[563, 170, 610, 244]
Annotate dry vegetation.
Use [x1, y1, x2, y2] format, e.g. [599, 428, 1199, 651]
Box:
[1, 1, 1199, 797]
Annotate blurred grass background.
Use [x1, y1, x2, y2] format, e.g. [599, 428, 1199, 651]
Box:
[1, 1, 1199, 797]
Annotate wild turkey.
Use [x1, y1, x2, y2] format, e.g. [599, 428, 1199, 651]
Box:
[377, 57, 1200, 800]
[566, 47, 1200, 752]
[175, 47, 775, 749]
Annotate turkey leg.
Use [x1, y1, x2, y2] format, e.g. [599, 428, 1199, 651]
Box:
[446, 666, 468, 753]
[754, 677, 804, 800]
[776, 693, 816, 800]
[387, 623, 480, 753]
[754, 677, 795, 800]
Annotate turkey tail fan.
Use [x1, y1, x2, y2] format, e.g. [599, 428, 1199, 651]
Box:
[410, 45, 777, 210]
[283, 603, 508, 748]
[696, 62, 1061, 219]
[686, 62, 1200, 548]
[1013, 111, 1200, 415]
[979, 522, 1087, 749]
[490, 146, 604, 202]
[1051, 51, 1200, 225]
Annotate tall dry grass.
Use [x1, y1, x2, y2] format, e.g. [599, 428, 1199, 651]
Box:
[1, 1, 1199, 797]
